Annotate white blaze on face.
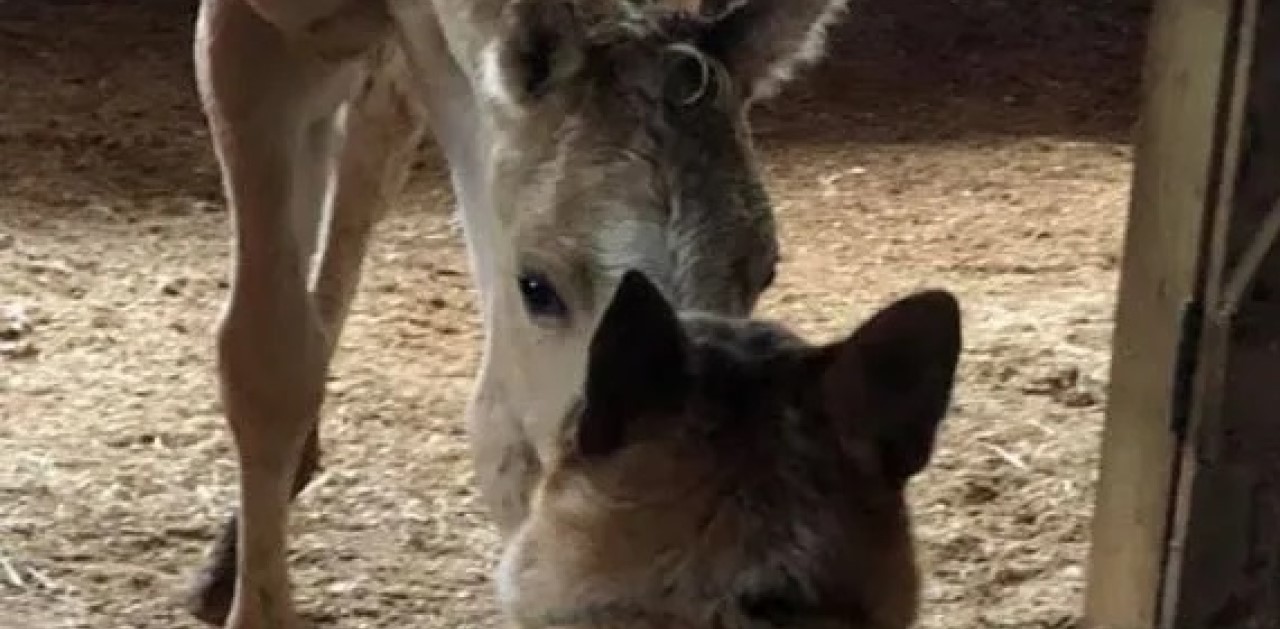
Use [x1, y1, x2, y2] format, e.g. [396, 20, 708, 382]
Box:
[590, 215, 675, 306]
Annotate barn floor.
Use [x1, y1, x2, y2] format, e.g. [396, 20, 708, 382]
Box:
[0, 2, 1143, 628]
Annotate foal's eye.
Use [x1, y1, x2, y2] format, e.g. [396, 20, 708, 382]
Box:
[517, 270, 569, 321]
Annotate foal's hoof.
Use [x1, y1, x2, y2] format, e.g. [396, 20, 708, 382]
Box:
[184, 564, 235, 626]
[183, 517, 239, 626]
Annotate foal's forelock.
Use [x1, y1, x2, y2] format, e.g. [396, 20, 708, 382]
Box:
[590, 9, 733, 108]
[479, 0, 733, 111]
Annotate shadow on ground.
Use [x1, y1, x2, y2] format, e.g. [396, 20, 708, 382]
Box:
[0, 0, 1148, 216]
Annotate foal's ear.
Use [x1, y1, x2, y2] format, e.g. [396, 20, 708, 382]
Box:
[578, 271, 689, 458]
[701, 0, 849, 103]
[817, 290, 962, 482]
[488, 0, 587, 106]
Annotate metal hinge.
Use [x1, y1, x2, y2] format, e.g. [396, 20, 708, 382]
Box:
[1169, 299, 1205, 439]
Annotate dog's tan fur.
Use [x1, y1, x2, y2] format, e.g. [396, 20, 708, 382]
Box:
[498, 272, 962, 629]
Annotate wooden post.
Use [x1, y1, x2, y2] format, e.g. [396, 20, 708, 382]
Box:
[1082, 0, 1239, 624]
[1085, 0, 1280, 626]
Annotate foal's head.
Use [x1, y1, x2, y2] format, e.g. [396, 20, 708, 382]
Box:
[472, 0, 849, 447]
[498, 271, 963, 629]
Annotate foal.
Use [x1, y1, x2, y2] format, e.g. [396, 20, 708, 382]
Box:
[191, 0, 854, 626]
[500, 272, 963, 629]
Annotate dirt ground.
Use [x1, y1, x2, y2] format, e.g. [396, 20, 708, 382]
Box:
[0, 1, 1145, 628]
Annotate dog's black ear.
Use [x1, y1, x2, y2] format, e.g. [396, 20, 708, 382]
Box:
[578, 271, 690, 458]
[816, 290, 962, 481]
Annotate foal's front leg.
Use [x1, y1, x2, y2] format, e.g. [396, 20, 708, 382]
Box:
[189, 7, 422, 627]
[192, 0, 377, 626]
